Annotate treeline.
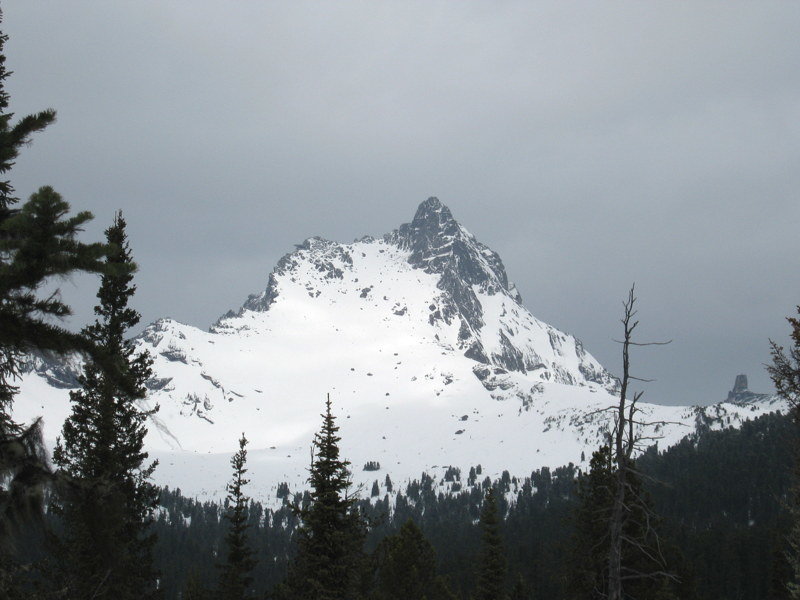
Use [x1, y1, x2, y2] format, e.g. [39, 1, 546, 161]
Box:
[147, 410, 794, 599]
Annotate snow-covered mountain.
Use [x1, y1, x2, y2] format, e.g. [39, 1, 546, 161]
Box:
[14, 198, 786, 502]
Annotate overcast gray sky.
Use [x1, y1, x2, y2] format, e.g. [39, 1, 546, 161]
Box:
[4, 1, 799, 406]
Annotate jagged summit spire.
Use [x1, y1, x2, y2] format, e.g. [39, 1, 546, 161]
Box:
[411, 197, 455, 228]
[401, 197, 462, 264]
[389, 198, 513, 298]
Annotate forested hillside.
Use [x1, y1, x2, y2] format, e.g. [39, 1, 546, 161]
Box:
[147, 410, 794, 599]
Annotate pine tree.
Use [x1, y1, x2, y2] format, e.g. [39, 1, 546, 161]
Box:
[277, 395, 365, 600]
[218, 433, 256, 600]
[475, 488, 507, 600]
[51, 212, 159, 599]
[770, 305, 800, 598]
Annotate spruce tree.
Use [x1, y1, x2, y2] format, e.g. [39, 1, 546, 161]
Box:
[278, 395, 365, 600]
[475, 488, 507, 600]
[52, 212, 159, 599]
[218, 433, 256, 600]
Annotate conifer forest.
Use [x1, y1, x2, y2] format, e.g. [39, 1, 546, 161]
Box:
[2, 5, 800, 600]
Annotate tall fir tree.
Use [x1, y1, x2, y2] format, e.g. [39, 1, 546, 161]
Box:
[218, 433, 256, 600]
[475, 488, 507, 600]
[770, 305, 800, 598]
[277, 395, 365, 600]
[567, 446, 615, 599]
[0, 15, 108, 592]
[0, 15, 105, 432]
[52, 212, 159, 599]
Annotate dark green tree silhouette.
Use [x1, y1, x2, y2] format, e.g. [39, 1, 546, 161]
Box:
[568, 444, 678, 600]
[218, 433, 256, 599]
[371, 518, 455, 600]
[184, 569, 213, 600]
[475, 488, 507, 600]
[52, 213, 159, 599]
[0, 16, 108, 592]
[770, 305, 800, 598]
[277, 395, 364, 600]
[567, 446, 615, 599]
[509, 574, 533, 600]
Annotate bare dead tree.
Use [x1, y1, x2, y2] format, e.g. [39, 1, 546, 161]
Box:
[605, 285, 676, 600]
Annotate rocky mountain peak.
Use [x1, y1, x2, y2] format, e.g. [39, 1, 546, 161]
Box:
[390, 198, 513, 295]
[408, 196, 459, 237]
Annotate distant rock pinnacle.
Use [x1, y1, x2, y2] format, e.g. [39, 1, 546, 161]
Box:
[731, 374, 749, 396]
[727, 374, 770, 404]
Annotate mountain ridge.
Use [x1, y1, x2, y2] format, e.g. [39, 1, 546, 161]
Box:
[14, 198, 786, 502]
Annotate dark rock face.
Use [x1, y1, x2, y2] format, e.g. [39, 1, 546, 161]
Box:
[389, 197, 515, 298]
[731, 374, 749, 397]
[20, 352, 81, 389]
[387, 197, 524, 369]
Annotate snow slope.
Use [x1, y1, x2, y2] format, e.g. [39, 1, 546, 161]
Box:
[13, 199, 786, 503]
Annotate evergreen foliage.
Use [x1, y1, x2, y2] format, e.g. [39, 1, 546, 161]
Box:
[183, 569, 213, 600]
[133, 410, 793, 598]
[770, 306, 800, 598]
[51, 213, 159, 599]
[370, 518, 455, 600]
[0, 15, 108, 591]
[277, 395, 365, 600]
[509, 574, 533, 600]
[569, 445, 679, 600]
[218, 433, 256, 600]
[475, 488, 507, 600]
[568, 446, 614, 599]
[770, 307, 800, 408]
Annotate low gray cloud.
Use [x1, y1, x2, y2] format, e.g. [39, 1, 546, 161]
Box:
[5, 1, 799, 405]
